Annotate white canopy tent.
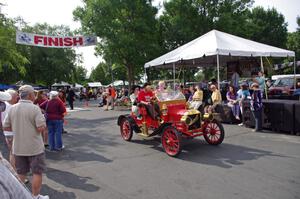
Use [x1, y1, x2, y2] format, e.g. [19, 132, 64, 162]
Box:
[145, 30, 296, 89]
[111, 80, 129, 87]
[74, 83, 83, 88]
[88, 82, 102, 87]
[52, 81, 71, 87]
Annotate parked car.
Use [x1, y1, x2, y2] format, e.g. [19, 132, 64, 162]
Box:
[268, 75, 300, 99]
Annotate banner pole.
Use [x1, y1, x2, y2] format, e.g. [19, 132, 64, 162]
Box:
[294, 56, 296, 90]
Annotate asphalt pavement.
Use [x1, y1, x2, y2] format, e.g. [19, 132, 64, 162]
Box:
[36, 101, 300, 199]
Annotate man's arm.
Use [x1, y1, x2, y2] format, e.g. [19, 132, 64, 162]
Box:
[36, 126, 46, 133]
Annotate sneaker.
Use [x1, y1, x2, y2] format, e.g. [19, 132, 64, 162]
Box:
[238, 123, 243, 126]
[137, 115, 142, 120]
[34, 194, 49, 199]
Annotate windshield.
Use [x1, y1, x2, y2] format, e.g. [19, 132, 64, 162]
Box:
[156, 90, 186, 102]
[273, 78, 294, 87]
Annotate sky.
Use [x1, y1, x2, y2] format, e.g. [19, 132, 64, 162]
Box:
[1, 0, 299, 75]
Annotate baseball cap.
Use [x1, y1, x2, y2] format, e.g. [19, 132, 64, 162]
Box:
[49, 91, 58, 97]
[0, 91, 12, 101]
[19, 85, 35, 93]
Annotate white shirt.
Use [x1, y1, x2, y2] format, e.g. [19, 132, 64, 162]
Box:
[1, 102, 15, 137]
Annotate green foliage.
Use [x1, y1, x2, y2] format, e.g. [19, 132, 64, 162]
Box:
[73, 0, 160, 89]
[0, 16, 28, 83]
[246, 6, 288, 48]
[90, 62, 110, 85]
[287, 17, 300, 59]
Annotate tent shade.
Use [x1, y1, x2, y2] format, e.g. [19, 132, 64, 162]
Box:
[111, 80, 129, 86]
[88, 82, 102, 87]
[74, 83, 83, 88]
[145, 30, 295, 68]
[52, 82, 71, 87]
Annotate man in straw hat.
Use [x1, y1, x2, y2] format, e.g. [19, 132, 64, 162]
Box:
[2, 85, 49, 199]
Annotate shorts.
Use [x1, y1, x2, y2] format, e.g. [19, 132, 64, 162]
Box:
[15, 153, 46, 175]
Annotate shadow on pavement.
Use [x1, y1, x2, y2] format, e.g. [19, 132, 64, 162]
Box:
[128, 136, 288, 169]
[179, 140, 289, 168]
[66, 116, 119, 129]
[41, 184, 77, 199]
[64, 132, 120, 150]
[46, 167, 100, 192]
[46, 149, 112, 163]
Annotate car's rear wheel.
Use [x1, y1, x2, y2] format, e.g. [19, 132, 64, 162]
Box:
[203, 120, 225, 145]
[161, 126, 182, 157]
[120, 118, 133, 141]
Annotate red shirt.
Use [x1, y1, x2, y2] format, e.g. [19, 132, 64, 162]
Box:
[34, 98, 47, 106]
[40, 98, 66, 120]
[138, 90, 154, 103]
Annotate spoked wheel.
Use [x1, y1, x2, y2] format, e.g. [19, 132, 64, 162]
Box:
[120, 118, 133, 141]
[203, 120, 225, 145]
[161, 126, 182, 157]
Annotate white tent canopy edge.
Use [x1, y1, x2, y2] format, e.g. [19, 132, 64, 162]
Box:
[144, 29, 296, 89]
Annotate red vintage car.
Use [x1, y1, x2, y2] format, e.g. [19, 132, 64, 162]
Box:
[117, 90, 225, 157]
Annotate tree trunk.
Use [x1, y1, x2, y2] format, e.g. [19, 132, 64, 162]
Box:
[127, 65, 133, 92]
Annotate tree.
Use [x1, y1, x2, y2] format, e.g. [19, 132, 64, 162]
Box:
[158, 0, 253, 51]
[90, 62, 111, 85]
[246, 6, 288, 48]
[287, 17, 300, 59]
[73, 0, 160, 90]
[71, 65, 87, 84]
[0, 15, 28, 83]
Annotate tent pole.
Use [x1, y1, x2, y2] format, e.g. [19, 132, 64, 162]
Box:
[294, 56, 296, 89]
[217, 54, 220, 89]
[261, 57, 268, 100]
[144, 67, 147, 83]
[173, 63, 176, 90]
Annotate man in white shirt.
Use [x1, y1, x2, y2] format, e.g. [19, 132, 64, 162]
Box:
[3, 85, 49, 199]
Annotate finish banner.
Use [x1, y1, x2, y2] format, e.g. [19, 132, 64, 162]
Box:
[16, 31, 97, 48]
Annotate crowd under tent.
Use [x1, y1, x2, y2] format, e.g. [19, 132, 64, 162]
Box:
[144, 29, 296, 89]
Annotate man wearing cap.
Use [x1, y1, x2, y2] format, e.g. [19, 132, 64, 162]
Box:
[2, 85, 49, 199]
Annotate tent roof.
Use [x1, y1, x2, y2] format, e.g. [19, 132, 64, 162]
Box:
[74, 83, 83, 88]
[145, 30, 295, 68]
[111, 80, 129, 86]
[88, 82, 102, 87]
[52, 82, 71, 87]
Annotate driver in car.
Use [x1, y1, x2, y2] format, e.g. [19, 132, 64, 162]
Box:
[138, 83, 160, 120]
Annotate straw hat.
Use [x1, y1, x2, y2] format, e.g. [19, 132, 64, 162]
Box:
[0, 91, 12, 101]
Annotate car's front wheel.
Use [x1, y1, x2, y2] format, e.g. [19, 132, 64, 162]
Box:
[203, 120, 225, 145]
[161, 126, 182, 157]
[120, 118, 133, 141]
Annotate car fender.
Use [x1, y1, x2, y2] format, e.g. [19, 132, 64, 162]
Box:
[117, 115, 140, 133]
[157, 123, 173, 135]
